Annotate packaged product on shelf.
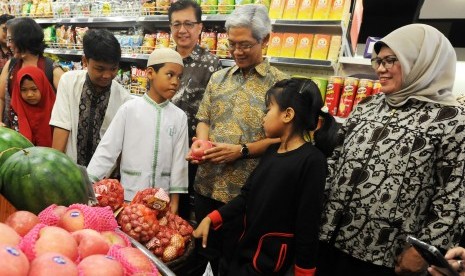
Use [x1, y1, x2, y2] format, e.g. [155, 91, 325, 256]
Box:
[56, 25, 68, 48]
[311, 77, 328, 100]
[0, 0, 9, 15]
[324, 75, 343, 116]
[142, 0, 156, 15]
[297, 0, 317, 20]
[52, 1, 71, 18]
[66, 26, 76, 49]
[75, 27, 89, 49]
[280, 33, 298, 58]
[156, 31, 170, 49]
[372, 80, 381, 94]
[337, 76, 359, 118]
[353, 78, 373, 106]
[268, 0, 285, 19]
[294, 33, 313, 58]
[43, 26, 56, 44]
[310, 34, 330, 60]
[142, 34, 157, 54]
[156, 0, 171, 14]
[102, 2, 112, 16]
[201, 0, 218, 14]
[58, 60, 74, 72]
[216, 32, 230, 58]
[200, 31, 217, 54]
[312, 0, 332, 20]
[21, 0, 32, 16]
[254, 0, 270, 11]
[74, 2, 91, 17]
[326, 35, 341, 62]
[328, 0, 350, 20]
[282, 0, 301, 19]
[218, 0, 234, 14]
[266, 32, 283, 57]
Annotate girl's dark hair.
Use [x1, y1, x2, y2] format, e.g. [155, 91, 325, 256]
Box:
[7, 17, 45, 56]
[265, 78, 339, 156]
[20, 74, 33, 86]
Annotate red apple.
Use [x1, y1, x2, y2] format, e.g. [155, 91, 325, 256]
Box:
[34, 226, 78, 261]
[5, 211, 40, 237]
[191, 139, 213, 160]
[72, 229, 110, 258]
[0, 244, 29, 276]
[100, 230, 130, 247]
[0, 223, 21, 246]
[78, 254, 124, 276]
[59, 209, 85, 232]
[28, 252, 78, 276]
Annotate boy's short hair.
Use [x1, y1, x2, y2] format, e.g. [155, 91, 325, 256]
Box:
[83, 29, 121, 64]
[168, 0, 202, 23]
[147, 48, 183, 68]
[0, 14, 14, 25]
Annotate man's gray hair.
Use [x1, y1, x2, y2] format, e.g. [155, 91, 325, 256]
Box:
[225, 4, 272, 42]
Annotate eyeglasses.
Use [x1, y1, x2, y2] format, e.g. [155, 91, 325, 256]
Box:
[227, 41, 258, 52]
[170, 21, 200, 30]
[371, 55, 398, 70]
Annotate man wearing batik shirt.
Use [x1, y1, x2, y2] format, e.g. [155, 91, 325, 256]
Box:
[0, 14, 13, 71]
[168, 0, 221, 220]
[50, 29, 131, 166]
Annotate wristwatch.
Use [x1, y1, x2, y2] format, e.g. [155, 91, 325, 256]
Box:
[240, 144, 249, 158]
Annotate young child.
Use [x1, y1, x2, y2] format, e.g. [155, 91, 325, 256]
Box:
[193, 78, 339, 275]
[87, 48, 189, 214]
[10, 66, 56, 146]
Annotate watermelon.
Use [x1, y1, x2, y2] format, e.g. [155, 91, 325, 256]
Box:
[0, 147, 88, 214]
[0, 127, 33, 167]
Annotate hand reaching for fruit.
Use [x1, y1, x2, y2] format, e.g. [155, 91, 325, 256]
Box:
[192, 216, 212, 248]
[186, 138, 213, 164]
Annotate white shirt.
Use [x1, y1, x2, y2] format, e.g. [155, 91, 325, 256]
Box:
[50, 70, 132, 163]
[87, 94, 189, 200]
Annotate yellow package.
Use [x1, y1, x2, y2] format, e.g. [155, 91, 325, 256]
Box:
[268, 0, 285, 19]
[297, 0, 315, 19]
[142, 34, 157, 54]
[156, 32, 170, 49]
[200, 31, 217, 54]
[218, 0, 234, 14]
[280, 33, 298, 57]
[201, 0, 218, 14]
[327, 35, 341, 61]
[216, 33, 230, 58]
[282, 0, 301, 19]
[294, 33, 313, 58]
[157, 0, 171, 14]
[312, 0, 332, 19]
[328, 0, 350, 20]
[254, 0, 271, 10]
[266, 33, 283, 57]
[310, 34, 330, 60]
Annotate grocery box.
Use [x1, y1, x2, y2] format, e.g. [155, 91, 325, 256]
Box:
[280, 33, 299, 57]
[327, 35, 342, 61]
[310, 34, 331, 60]
[294, 33, 313, 58]
[282, 0, 301, 19]
[266, 32, 284, 57]
[269, 0, 286, 19]
[312, 0, 333, 20]
[297, 0, 316, 19]
[328, 0, 350, 20]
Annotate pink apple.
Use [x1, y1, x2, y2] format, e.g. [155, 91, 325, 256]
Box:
[5, 211, 40, 237]
[59, 209, 85, 232]
[117, 247, 154, 274]
[191, 139, 213, 160]
[100, 230, 130, 247]
[34, 226, 78, 261]
[0, 244, 29, 276]
[0, 223, 21, 246]
[78, 254, 124, 276]
[72, 229, 110, 258]
[28, 252, 78, 276]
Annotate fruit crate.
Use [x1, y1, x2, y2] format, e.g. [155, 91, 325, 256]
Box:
[0, 194, 17, 223]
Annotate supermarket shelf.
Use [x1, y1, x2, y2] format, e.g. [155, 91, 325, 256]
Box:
[269, 57, 335, 69]
[339, 56, 371, 66]
[337, 56, 377, 78]
[45, 48, 151, 62]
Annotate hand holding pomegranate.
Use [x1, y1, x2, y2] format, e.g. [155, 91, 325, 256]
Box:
[192, 216, 212, 248]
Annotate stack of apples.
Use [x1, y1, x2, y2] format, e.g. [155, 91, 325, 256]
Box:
[118, 188, 194, 263]
[0, 205, 160, 276]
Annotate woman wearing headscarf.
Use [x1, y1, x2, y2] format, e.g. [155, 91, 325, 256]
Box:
[317, 24, 465, 275]
[10, 66, 56, 147]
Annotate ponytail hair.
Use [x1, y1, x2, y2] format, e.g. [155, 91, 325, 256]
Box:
[265, 77, 339, 156]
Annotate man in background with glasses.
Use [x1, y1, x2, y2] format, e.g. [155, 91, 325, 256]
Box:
[188, 4, 288, 275]
[168, 0, 221, 225]
[0, 14, 13, 71]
